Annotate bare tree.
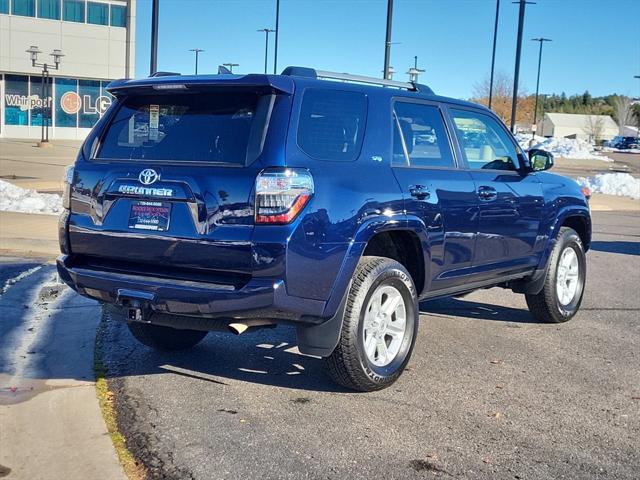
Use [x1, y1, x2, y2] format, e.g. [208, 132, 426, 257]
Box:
[613, 96, 632, 134]
[472, 71, 532, 127]
[583, 115, 605, 144]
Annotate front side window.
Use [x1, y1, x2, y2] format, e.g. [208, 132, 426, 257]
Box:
[87, 1, 108, 25]
[38, 0, 60, 19]
[393, 102, 454, 168]
[451, 109, 520, 171]
[98, 91, 272, 164]
[297, 89, 367, 162]
[63, 0, 84, 22]
[110, 4, 126, 27]
[12, 0, 35, 16]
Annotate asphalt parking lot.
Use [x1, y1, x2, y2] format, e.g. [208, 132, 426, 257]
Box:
[96, 210, 640, 480]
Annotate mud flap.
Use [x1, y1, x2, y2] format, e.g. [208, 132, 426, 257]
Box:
[296, 287, 349, 357]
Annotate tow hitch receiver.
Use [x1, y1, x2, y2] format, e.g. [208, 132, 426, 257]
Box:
[116, 289, 155, 323]
[128, 307, 143, 322]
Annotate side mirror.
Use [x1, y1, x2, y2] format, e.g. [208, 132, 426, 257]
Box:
[529, 148, 554, 171]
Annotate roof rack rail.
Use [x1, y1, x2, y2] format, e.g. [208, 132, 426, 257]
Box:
[150, 71, 181, 77]
[280, 66, 433, 94]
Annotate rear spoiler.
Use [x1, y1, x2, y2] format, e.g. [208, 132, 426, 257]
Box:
[106, 74, 295, 96]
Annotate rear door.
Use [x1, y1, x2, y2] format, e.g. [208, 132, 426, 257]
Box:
[390, 100, 478, 291]
[68, 87, 284, 280]
[448, 107, 544, 274]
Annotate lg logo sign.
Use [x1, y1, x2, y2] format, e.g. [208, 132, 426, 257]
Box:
[60, 91, 112, 115]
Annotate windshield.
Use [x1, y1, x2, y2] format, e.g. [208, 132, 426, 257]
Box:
[97, 91, 273, 164]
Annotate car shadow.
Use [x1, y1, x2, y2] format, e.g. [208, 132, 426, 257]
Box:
[589, 240, 640, 256]
[420, 296, 539, 323]
[101, 317, 353, 394]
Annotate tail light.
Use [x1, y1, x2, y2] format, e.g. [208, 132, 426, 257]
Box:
[255, 169, 314, 224]
[62, 165, 74, 209]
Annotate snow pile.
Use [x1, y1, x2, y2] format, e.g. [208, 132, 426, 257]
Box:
[515, 134, 612, 162]
[603, 147, 640, 154]
[577, 173, 640, 200]
[0, 180, 63, 215]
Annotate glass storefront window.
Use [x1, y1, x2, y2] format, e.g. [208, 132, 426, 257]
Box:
[79, 79, 101, 127]
[38, 0, 61, 19]
[12, 0, 36, 16]
[0, 0, 9, 14]
[55, 78, 78, 127]
[29, 76, 53, 127]
[4, 75, 30, 126]
[63, 0, 84, 22]
[110, 5, 126, 27]
[87, 2, 108, 25]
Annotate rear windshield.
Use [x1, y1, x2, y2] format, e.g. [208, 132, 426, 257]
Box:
[97, 91, 273, 164]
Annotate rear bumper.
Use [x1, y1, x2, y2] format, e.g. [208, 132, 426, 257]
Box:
[56, 255, 326, 323]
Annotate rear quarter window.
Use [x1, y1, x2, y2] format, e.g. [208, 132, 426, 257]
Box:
[97, 91, 273, 164]
[297, 89, 367, 161]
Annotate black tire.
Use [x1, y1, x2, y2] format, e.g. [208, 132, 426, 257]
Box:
[526, 227, 586, 323]
[127, 322, 208, 351]
[325, 256, 419, 392]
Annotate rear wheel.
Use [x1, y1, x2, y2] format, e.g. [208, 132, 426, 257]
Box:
[526, 227, 586, 323]
[326, 256, 419, 392]
[127, 322, 208, 350]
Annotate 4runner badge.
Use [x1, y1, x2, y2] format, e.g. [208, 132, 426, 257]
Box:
[139, 169, 160, 185]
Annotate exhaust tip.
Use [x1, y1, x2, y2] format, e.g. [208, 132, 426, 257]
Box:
[228, 319, 276, 335]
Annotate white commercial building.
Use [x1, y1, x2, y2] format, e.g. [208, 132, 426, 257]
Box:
[0, 0, 135, 139]
[537, 112, 619, 143]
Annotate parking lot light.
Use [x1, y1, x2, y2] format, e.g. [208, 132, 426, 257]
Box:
[26, 45, 63, 147]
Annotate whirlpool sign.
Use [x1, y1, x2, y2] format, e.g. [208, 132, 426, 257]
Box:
[4, 91, 112, 115]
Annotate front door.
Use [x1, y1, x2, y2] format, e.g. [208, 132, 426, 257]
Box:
[390, 100, 478, 292]
[448, 107, 544, 275]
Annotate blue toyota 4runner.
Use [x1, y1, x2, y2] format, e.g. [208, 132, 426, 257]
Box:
[57, 67, 591, 391]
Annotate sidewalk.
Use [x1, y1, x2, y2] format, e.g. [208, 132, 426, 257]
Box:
[0, 211, 60, 259]
[0, 261, 126, 480]
[0, 138, 80, 193]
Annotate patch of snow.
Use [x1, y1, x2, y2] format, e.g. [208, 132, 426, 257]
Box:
[602, 147, 640, 154]
[0, 180, 62, 215]
[577, 173, 640, 200]
[1, 265, 42, 294]
[515, 134, 612, 162]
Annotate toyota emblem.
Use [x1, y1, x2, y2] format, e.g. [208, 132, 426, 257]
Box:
[138, 169, 160, 185]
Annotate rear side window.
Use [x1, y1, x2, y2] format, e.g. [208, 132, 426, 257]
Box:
[393, 102, 454, 168]
[297, 89, 367, 161]
[97, 91, 273, 164]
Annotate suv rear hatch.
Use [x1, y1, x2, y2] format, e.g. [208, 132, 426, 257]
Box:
[67, 76, 293, 285]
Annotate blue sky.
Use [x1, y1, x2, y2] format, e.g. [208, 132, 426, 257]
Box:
[135, 0, 640, 100]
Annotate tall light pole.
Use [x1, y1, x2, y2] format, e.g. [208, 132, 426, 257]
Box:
[273, 0, 280, 74]
[257, 28, 276, 74]
[189, 48, 204, 75]
[510, 0, 535, 133]
[26, 46, 64, 147]
[223, 63, 239, 73]
[531, 37, 552, 139]
[383, 0, 394, 79]
[150, 0, 159, 75]
[407, 56, 425, 83]
[634, 76, 640, 138]
[488, 0, 500, 109]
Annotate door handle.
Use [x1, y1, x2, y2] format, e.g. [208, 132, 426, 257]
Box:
[409, 184, 430, 200]
[477, 186, 497, 201]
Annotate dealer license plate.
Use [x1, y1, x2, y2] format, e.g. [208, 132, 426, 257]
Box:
[128, 200, 171, 232]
